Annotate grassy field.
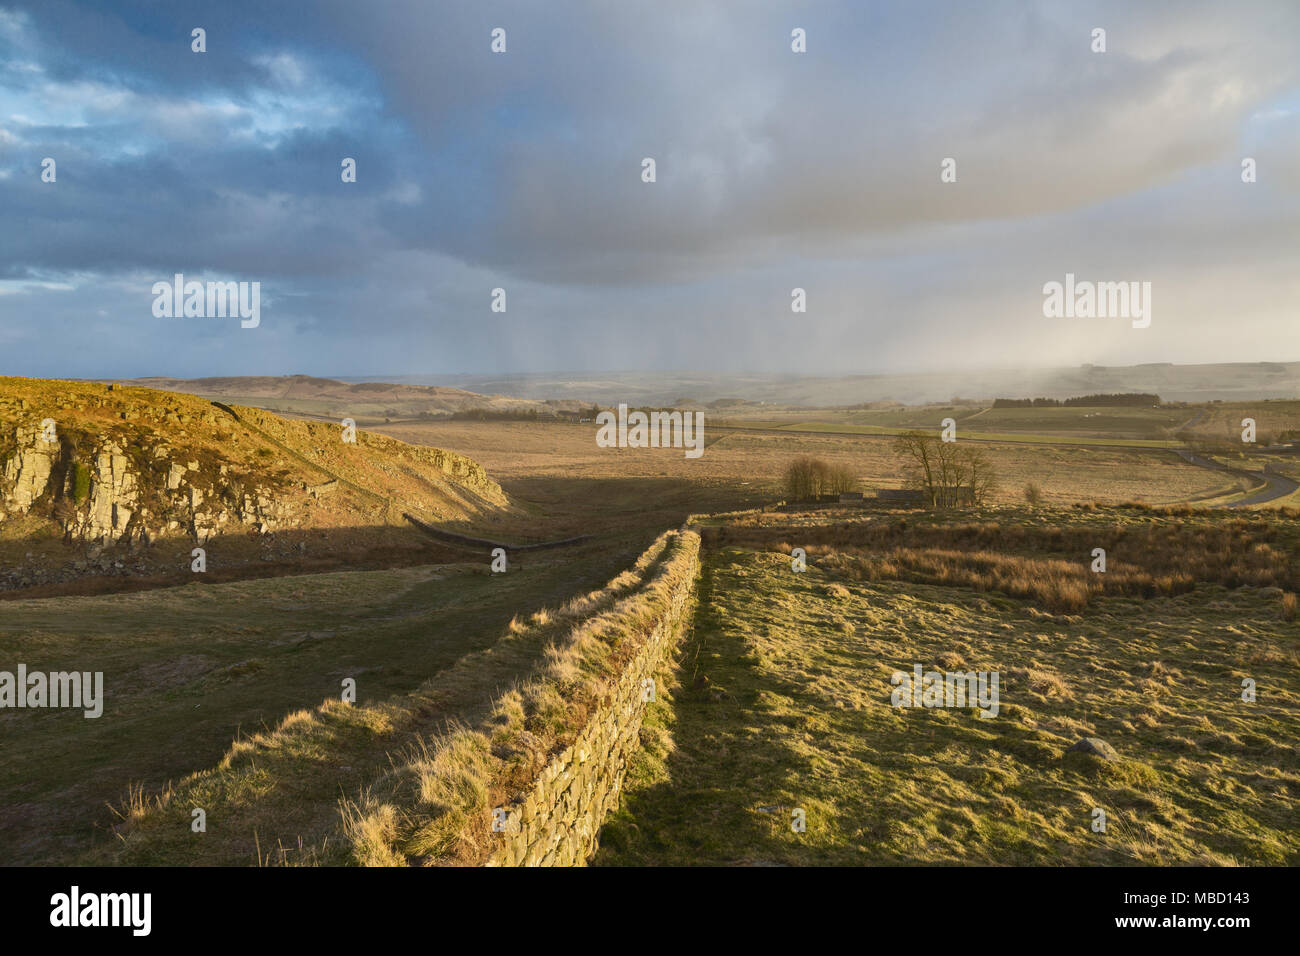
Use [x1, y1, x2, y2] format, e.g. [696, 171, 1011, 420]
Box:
[712, 402, 1192, 442]
[375, 420, 1229, 509]
[1180, 400, 1300, 445]
[77, 531, 690, 866]
[1, 535, 660, 865]
[596, 508, 1300, 866]
[770, 421, 1178, 448]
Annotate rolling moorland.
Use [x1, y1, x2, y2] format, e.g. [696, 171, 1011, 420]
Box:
[120, 374, 593, 425]
[0, 374, 1296, 865]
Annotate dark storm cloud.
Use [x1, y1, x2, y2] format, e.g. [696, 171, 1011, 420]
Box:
[0, 0, 1296, 378]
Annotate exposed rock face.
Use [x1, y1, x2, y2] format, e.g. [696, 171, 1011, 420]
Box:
[84, 443, 137, 541]
[2, 425, 57, 510]
[1, 380, 508, 561]
[1, 425, 287, 545]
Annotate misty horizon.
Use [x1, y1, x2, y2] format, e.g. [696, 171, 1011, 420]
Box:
[47, 357, 1300, 408]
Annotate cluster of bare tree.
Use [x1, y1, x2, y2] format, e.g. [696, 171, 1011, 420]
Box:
[891, 430, 997, 508]
[782, 434, 997, 508]
[783, 455, 857, 500]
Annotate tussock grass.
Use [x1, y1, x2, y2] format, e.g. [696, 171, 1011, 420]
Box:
[340, 793, 406, 868]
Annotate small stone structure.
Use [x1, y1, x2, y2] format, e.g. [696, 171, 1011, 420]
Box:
[877, 488, 926, 503]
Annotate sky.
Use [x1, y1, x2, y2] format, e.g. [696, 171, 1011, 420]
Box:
[0, 0, 1297, 380]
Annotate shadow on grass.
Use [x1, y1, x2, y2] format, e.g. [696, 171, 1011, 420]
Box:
[0, 529, 646, 865]
[592, 556, 843, 866]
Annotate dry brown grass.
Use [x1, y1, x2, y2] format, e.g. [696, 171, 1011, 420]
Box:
[824, 547, 1191, 613]
[709, 511, 1300, 612]
[375, 419, 1224, 508]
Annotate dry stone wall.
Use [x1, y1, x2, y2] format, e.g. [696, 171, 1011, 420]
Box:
[487, 538, 699, 867]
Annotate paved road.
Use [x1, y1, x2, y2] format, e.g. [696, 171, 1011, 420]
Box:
[1228, 470, 1299, 507]
[1177, 408, 1208, 432]
[1174, 450, 1299, 507]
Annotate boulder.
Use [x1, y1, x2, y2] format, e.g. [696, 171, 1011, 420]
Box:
[1067, 737, 1119, 761]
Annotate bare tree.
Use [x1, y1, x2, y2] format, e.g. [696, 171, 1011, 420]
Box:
[892, 430, 996, 508]
[784, 455, 856, 500]
[827, 463, 856, 494]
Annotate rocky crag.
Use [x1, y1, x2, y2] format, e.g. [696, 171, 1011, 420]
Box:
[0, 378, 508, 553]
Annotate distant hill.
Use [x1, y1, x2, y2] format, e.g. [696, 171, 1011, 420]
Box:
[96, 362, 1300, 414]
[375, 361, 1300, 407]
[112, 374, 588, 423]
